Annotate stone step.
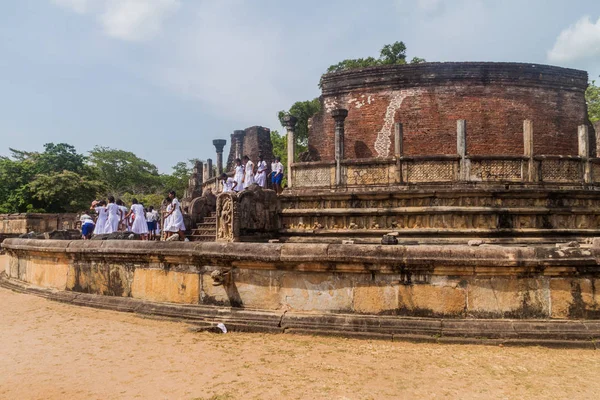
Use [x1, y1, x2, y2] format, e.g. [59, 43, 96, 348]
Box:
[203, 217, 217, 224]
[196, 222, 216, 228]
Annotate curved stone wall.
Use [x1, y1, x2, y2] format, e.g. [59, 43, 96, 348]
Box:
[310, 62, 590, 161]
[3, 239, 600, 320]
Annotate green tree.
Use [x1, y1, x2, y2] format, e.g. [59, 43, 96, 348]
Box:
[0, 144, 102, 213]
[88, 146, 161, 196]
[325, 41, 425, 74]
[277, 98, 321, 151]
[26, 170, 106, 213]
[587, 80, 600, 123]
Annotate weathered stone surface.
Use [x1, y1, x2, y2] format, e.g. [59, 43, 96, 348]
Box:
[131, 268, 199, 304]
[467, 278, 550, 318]
[279, 272, 354, 312]
[550, 278, 600, 319]
[398, 283, 466, 317]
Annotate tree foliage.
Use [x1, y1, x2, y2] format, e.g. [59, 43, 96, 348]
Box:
[587, 80, 600, 123]
[88, 146, 161, 196]
[277, 98, 321, 149]
[325, 41, 425, 74]
[0, 143, 199, 214]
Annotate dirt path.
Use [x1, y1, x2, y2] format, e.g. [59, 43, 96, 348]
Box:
[0, 288, 599, 400]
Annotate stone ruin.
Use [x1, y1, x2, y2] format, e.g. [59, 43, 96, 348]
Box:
[5, 62, 600, 344]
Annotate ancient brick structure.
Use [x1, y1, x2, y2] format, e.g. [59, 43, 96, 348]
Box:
[225, 126, 274, 172]
[310, 63, 590, 161]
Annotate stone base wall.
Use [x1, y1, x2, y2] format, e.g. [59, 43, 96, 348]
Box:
[280, 188, 600, 235]
[3, 239, 600, 319]
[0, 213, 79, 235]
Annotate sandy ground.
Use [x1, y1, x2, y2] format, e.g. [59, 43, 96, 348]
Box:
[1, 288, 599, 400]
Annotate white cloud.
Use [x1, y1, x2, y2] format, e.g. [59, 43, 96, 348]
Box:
[548, 16, 600, 63]
[51, 0, 180, 42]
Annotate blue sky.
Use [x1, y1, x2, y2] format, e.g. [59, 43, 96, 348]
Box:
[1, 0, 599, 173]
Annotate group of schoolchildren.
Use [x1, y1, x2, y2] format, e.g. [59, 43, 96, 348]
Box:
[79, 191, 186, 241]
[219, 154, 284, 195]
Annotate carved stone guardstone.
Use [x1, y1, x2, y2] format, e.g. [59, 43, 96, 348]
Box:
[216, 192, 238, 242]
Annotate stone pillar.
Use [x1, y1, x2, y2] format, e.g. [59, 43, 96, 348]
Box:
[457, 120, 469, 181]
[394, 122, 403, 184]
[523, 120, 535, 182]
[332, 109, 349, 187]
[202, 162, 209, 183]
[578, 125, 591, 183]
[232, 130, 245, 160]
[207, 158, 214, 179]
[283, 115, 298, 188]
[213, 139, 227, 176]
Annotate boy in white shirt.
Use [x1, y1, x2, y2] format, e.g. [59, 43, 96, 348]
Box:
[270, 156, 284, 195]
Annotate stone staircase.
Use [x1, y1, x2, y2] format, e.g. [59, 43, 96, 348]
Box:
[188, 212, 217, 242]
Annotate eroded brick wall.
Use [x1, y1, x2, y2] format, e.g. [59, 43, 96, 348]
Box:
[309, 63, 589, 161]
[225, 126, 274, 172]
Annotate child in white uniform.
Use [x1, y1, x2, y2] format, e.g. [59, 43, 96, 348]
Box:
[105, 196, 122, 234]
[220, 173, 237, 193]
[233, 158, 244, 192]
[91, 200, 108, 235]
[242, 155, 255, 189]
[255, 154, 268, 188]
[126, 198, 148, 240]
[163, 191, 186, 241]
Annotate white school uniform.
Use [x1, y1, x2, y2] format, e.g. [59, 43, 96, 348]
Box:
[130, 204, 148, 234]
[234, 165, 244, 192]
[255, 160, 267, 188]
[93, 206, 108, 235]
[105, 203, 120, 234]
[243, 160, 255, 189]
[222, 177, 236, 193]
[165, 198, 186, 232]
[118, 205, 128, 230]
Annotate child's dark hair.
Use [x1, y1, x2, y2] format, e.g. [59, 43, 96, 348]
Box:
[108, 195, 115, 203]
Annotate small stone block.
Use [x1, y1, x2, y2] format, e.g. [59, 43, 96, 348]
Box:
[342, 240, 355, 245]
[468, 240, 484, 246]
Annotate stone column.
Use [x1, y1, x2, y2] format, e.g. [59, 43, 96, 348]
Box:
[212, 139, 227, 175]
[523, 120, 535, 182]
[578, 125, 591, 183]
[457, 120, 468, 181]
[207, 158, 214, 179]
[394, 122, 403, 184]
[332, 109, 349, 187]
[283, 115, 298, 188]
[232, 130, 245, 160]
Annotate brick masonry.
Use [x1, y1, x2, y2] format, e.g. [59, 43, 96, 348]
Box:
[309, 62, 591, 161]
[225, 126, 275, 172]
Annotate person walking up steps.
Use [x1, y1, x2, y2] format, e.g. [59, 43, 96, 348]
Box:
[242, 155, 255, 189]
[126, 199, 148, 240]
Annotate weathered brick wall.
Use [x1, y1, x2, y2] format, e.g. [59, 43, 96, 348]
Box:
[309, 62, 589, 161]
[225, 126, 274, 172]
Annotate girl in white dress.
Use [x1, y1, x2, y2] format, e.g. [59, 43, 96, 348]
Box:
[220, 173, 237, 193]
[104, 196, 122, 234]
[233, 158, 244, 192]
[125, 198, 148, 240]
[242, 155, 255, 189]
[91, 200, 108, 235]
[163, 191, 186, 240]
[255, 154, 268, 188]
